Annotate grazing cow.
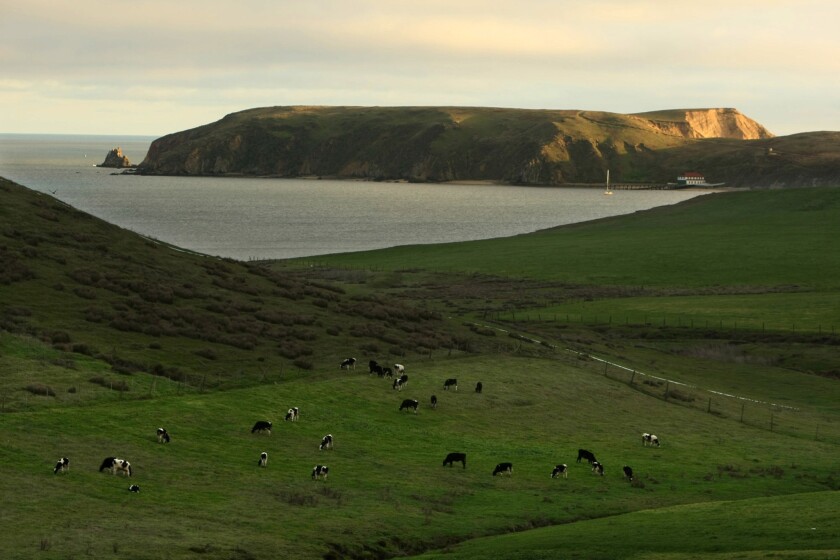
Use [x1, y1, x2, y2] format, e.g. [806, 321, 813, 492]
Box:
[393, 374, 408, 390]
[285, 407, 300, 422]
[442, 452, 467, 469]
[591, 461, 604, 476]
[577, 449, 597, 464]
[53, 457, 70, 474]
[551, 464, 568, 479]
[156, 427, 170, 443]
[369, 360, 382, 375]
[251, 421, 273, 435]
[399, 398, 419, 414]
[382, 367, 393, 379]
[312, 465, 329, 480]
[475, 382, 483, 394]
[623, 465, 634, 481]
[259, 452, 268, 467]
[319, 434, 334, 451]
[642, 433, 660, 447]
[430, 395, 438, 409]
[443, 378, 458, 391]
[99, 457, 132, 477]
[493, 462, 513, 476]
[340, 357, 356, 370]
[128, 484, 141, 493]
[394, 363, 405, 374]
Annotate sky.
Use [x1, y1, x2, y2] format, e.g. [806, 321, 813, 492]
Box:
[2, 0, 838, 137]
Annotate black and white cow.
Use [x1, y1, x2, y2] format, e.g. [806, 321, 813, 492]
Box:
[393, 374, 408, 390]
[475, 382, 483, 394]
[251, 421, 273, 435]
[259, 452, 268, 467]
[382, 367, 393, 379]
[99, 457, 132, 477]
[285, 407, 300, 422]
[156, 427, 170, 443]
[551, 464, 568, 479]
[430, 395, 438, 409]
[493, 462, 513, 476]
[312, 465, 329, 480]
[394, 363, 405, 374]
[340, 357, 356, 370]
[623, 465, 634, 481]
[443, 378, 458, 391]
[577, 449, 597, 464]
[399, 398, 419, 413]
[642, 433, 660, 447]
[53, 457, 70, 474]
[128, 484, 141, 493]
[442, 452, 467, 469]
[319, 434, 334, 451]
[591, 461, 604, 476]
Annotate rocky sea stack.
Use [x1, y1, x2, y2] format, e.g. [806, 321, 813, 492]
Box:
[98, 147, 133, 168]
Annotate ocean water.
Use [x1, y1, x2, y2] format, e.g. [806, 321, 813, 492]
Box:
[0, 134, 708, 261]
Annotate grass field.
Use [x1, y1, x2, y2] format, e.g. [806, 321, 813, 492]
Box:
[2, 178, 839, 559]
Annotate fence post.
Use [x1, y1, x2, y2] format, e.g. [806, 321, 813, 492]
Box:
[629, 370, 636, 385]
[707, 397, 711, 413]
[664, 381, 670, 401]
[740, 403, 745, 423]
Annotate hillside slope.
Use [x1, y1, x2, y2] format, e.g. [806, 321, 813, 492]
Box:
[135, 106, 838, 187]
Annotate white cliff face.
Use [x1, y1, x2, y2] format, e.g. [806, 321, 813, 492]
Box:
[642, 108, 774, 140]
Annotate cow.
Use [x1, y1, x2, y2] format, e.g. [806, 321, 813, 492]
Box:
[394, 363, 405, 374]
[399, 398, 419, 413]
[442, 452, 467, 469]
[623, 465, 634, 481]
[340, 357, 356, 370]
[430, 395, 438, 409]
[259, 452, 268, 467]
[443, 378, 458, 391]
[475, 382, 483, 394]
[642, 433, 660, 447]
[591, 461, 604, 476]
[393, 374, 408, 390]
[53, 457, 70, 474]
[156, 427, 170, 443]
[312, 465, 329, 480]
[382, 367, 393, 379]
[493, 462, 513, 476]
[251, 421, 273, 435]
[551, 464, 568, 479]
[128, 484, 141, 493]
[319, 434, 334, 451]
[99, 457, 132, 477]
[369, 360, 382, 375]
[577, 449, 597, 464]
[285, 407, 300, 422]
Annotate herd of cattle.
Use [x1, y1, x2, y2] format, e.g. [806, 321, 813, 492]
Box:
[50, 356, 662, 493]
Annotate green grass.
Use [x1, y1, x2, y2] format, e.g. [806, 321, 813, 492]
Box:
[1, 351, 837, 559]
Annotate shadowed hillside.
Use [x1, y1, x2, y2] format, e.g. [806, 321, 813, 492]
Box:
[134, 105, 840, 187]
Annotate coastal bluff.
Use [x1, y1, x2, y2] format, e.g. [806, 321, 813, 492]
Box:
[135, 106, 840, 187]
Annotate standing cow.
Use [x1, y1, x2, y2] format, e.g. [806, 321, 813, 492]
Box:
[492, 462, 513, 476]
[443, 378, 458, 391]
[53, 457, 70, 474]
[577, 449, 597, 464]
[442, 452, 467, 469]
[551, 464, 568, 479]
[399, 399, 419, 414]
[319, 434, 334, 451]
[340, 357, 356, 370]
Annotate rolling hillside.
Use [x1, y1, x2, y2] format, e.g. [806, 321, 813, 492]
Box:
[1, 176, 838, 559]
[133, 105, 840, 187]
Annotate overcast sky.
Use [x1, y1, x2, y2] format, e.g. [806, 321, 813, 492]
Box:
[2, 0, 838, 137]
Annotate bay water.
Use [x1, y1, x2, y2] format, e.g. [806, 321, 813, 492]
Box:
[0, 134, 707, 261]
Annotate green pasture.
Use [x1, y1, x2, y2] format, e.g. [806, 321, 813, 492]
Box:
[1, 348, 837, 559]
[411, 491, 840, 560]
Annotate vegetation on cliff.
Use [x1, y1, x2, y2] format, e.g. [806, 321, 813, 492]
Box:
[137, 105, 839, 187]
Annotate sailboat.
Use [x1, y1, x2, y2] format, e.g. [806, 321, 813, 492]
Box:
[604, 169, 614, 195]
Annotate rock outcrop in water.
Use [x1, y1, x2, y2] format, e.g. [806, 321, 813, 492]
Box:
[98, 147, 133, 168]
[135, 106, 840, 187]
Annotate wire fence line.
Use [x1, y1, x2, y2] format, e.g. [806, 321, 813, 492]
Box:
[468, 321, 840, 446]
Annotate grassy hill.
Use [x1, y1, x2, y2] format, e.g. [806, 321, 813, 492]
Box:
[135, 106, 840, 187]
[1, 176, 839, 559]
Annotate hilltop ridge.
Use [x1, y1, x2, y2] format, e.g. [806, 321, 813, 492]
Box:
[137, 106, 838, 187]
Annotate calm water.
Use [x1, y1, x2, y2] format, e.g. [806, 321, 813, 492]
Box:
[0, 134, 708, 260]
